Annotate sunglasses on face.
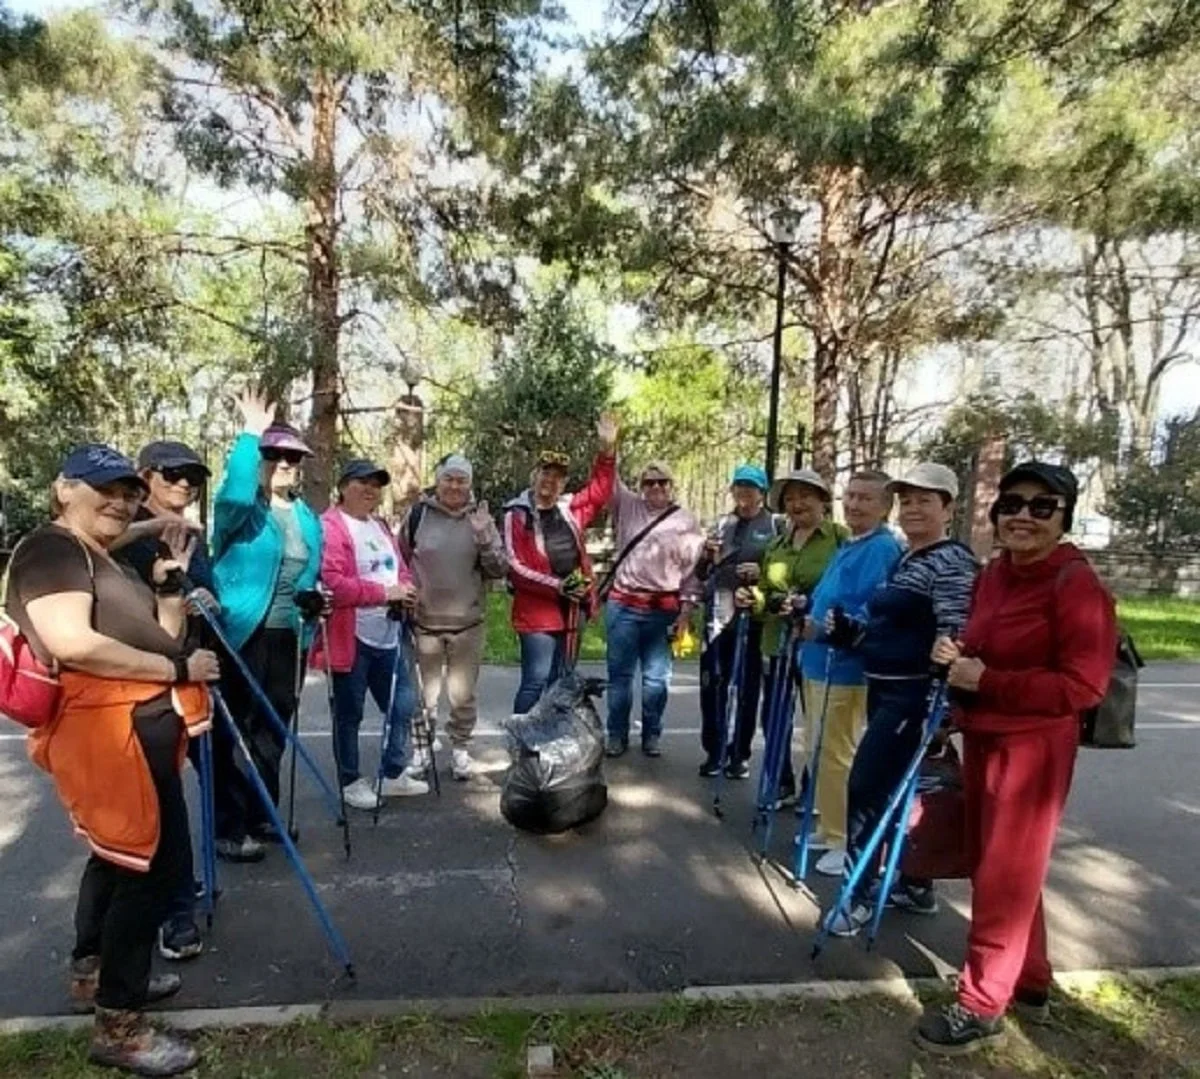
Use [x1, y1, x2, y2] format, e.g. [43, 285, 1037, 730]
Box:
[641, 477, 671, 489]
[994, 493, 1064, 520]
[262, 448, 305, 466]
[158, 466, 206, 488]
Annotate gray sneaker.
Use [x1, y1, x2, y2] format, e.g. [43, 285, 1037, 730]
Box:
[605, 736, 628, 758]
[641, 736, 662, 757]
[215, 836, 265, 863]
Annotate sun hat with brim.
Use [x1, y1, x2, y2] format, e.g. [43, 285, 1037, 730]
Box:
[136, 440, 211, 476]
[62, 444, 148, 492]
[730, 464, 768, 492]
[338, 459, 391, 486]
[887, 462, 960, 501]
[767, 468, 830, 512]
[260, 423, 312, 456]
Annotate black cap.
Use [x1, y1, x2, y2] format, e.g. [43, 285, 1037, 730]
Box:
[136, 440, 211, 476]
[337, 459, 391, 486]
[999, 461, 1078, 503]
[61, 444, 148, 491]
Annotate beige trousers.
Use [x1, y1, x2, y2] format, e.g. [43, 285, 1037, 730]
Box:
[800, 679, 868, 847]
[413, 623, 486, 747]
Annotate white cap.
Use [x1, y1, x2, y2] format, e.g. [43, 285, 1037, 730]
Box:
[888, 462, 959, 500]
[436, 454, 473, 483]
[767, 468, 831, 512]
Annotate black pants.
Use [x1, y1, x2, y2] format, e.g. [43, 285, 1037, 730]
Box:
[846, 677, 931, 903]
[73, 709, 191, 1011]
[220, 625, 300, 835]
[700, 616, 763, 763]
[760, 654, 798, 789]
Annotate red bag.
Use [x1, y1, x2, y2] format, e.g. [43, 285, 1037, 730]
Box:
[900, 745, 970, 881]
[0, 613, 62, 729]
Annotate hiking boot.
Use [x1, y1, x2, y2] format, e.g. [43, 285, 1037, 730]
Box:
[914, 1002, 1006, 1055]
[90, 1006, 197, 1077]
[606, 736, 629, 758]
[698, 757, 722, 778]
[215, 836, 265, 863]
[379, 773, 429, 798]
[825, 903, 871, 938]
[341, 778, 382, 811]
[641, 736, 662, 758]
[724, 759, 750, 780]
[71, 958, 183, 1015]
[889, 881, 940, 916]
[1012, 987, 1051, 1025]
[158, 916, 203, 961]
[451, 747, 474, 780]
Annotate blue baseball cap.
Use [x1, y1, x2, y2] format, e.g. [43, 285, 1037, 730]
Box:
[61, 444, 148, 491]
[730, 464, 768, 492]
[337, 458, 391, 486]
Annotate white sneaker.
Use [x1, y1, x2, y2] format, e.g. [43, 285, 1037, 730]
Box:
[379, 773, 429, 798]
[816, 847, 849, 877]
[451, 748, 473, 781]
[406, 747, 431, 776]
[342, 778, 382, 811]
[827, 902, 871, 938]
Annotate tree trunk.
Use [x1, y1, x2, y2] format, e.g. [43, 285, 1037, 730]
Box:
[304, 65, 340, 510]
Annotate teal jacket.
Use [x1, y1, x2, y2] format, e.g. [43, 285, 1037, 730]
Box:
[211, 432, 323, 652]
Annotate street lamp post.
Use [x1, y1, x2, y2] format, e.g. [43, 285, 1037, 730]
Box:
[765, 213, 797, 484]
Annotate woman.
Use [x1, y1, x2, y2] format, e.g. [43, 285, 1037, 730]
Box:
[746, 468, 847, 804]
[5, 444, 219, 1076]
[915, 461, 1117, 1055]
[697, 464, 777, 779]
[503, 414, 618, 714]
[318, 459, 427, 809]
[211, 389, 323, 858]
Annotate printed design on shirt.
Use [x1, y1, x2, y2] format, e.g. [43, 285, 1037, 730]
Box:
[360, 533, 396, 576]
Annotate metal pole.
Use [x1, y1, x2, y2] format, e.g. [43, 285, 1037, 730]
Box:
[766, 241, 789, 484]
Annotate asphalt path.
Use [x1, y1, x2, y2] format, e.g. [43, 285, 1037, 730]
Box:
[0, 662, 1196, 1017]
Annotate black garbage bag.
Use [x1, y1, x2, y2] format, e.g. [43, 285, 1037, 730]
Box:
[1082, 630, 1143, 749]
[500, 672, 608, 834]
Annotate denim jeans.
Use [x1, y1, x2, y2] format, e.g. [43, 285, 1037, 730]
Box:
[605, 600, 676, 743]
[332, 639, 417, 785]
[846, 676, 931, 902]
[513, 631, 566, 714]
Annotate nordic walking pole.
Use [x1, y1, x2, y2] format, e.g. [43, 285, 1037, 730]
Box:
[753, 636, 792, 836]
[793, 641, 837, 883]
[372, 608, 417, 823]
[284, 631, 305, 842]
[210, 687, 355, 980]
[812, 674, 950, 960]
[712, 607, 751, 819]
[404, 618, 440, 797]
[755, 616, 803, 856]
[313, 614, 352, 858]
[865, 678, 950, 949]
[196, 730, 218, 927]
[182, 583, 346, 826]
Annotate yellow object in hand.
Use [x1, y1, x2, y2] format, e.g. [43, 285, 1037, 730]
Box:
[672, 623, 698, 659]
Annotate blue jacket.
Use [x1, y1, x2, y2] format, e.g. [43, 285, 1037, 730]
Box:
[801, 525, 904, 686]
[211, 433, 323, 652]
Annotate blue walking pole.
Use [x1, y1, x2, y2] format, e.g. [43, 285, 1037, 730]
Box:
[865, 679, 950, 949]
[185, 588, 347, 828]
[755, 635, 801, 857]
[753, 638, 792, 828]
[712, 609, 751, 819]
[211, 687, 356, 980]
[793, 646, 836, 883]
[812, 676, 949, 960]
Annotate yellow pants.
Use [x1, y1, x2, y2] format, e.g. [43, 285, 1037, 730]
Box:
[800, 679, 868, 847]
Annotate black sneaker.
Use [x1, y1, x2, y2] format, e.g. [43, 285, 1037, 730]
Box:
[641, 736, 662, 758]
[158, 917, 203, 961]
[1012, 987, 1051, 1025]
[605, 736, 629, 758]
[773, 781, 797, 811]
[698, 758, 722, 778]
[914, 1002, 1006, 1055]
[724, 760, 750, 780]
[890, 881, 939, 916]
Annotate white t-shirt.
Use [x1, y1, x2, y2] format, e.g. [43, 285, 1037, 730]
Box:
[339, 511, 399, 650]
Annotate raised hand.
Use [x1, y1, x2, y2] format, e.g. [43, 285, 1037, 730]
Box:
[468, 500, 494, 540]
[596, 411, 618, 452]
[235, 386, 276, 436]
[160, 522, 198, 572]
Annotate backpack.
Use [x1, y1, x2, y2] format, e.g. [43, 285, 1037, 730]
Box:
[0, 536, 94, 730]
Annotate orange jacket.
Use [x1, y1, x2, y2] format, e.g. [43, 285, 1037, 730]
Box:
[28, 673, 211, 872]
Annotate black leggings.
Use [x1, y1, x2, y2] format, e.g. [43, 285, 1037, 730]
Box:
[73, 708, 191, 1011]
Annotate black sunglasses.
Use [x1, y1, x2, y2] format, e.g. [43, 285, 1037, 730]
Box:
[994, 493, 1064, 520]
[262, 448, 306, 466]
[641, 477, 671, 488]
[158, 465, 207, 487]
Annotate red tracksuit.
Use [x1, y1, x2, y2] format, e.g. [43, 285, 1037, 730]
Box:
[954, 542, 1116, 1018]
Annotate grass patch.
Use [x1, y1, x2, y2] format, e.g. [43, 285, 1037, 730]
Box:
[483, 589, 611, 666]
[2, 978, 1197, 1078]
[1117, 596, 1200, 662]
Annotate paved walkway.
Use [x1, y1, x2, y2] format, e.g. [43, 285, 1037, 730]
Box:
[0, 663, 1196, 1017]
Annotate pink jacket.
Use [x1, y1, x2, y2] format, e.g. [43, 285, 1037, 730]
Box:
[311, 508, 413, 674]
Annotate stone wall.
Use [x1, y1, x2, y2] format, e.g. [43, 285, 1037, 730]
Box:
[1085, 549, 1200, 598]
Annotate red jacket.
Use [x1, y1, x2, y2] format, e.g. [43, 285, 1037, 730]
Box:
[311, 508, 413, 674]
[503, 453, 616, 634]
[958, 543, 1117, 734]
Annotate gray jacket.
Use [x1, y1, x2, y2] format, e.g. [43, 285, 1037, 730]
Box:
[399, 495, 509, 633]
